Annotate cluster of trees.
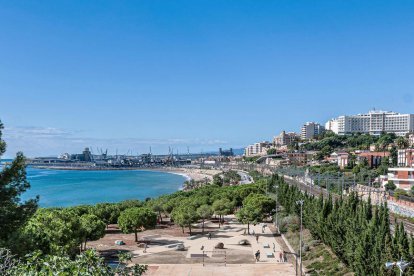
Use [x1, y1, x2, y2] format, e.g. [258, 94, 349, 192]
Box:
[0, 120, 149, 275]
[276, 175, 414, 275]
[236, 192, 275, 234]
[147, 177, 273, 235]
[302, 132, 408, 162]
[16, 201, 160, 255]
[1, 248, 147, 276]
[212, 170, 242, 186]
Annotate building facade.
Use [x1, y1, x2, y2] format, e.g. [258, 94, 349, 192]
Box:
[356, 151, 390, 168]
[287, 151, 307, 166]
[397, 149, 414, 167]
[244, 142, 272, 157]
[329, 152, 349, 169]
[300, 122, 324, 140]
[326, 110, 414, 136]
[273, 131, 298, 147]
[387, 168, 414, 191]
[325, 119, 339, 134]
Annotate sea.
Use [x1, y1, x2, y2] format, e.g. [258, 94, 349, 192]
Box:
[1, 159, 186, 208]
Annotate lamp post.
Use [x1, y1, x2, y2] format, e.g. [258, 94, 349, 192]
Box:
[385, 258, 410, 276]
[296, 199, 304, 276]
[275, 185, 279, 234]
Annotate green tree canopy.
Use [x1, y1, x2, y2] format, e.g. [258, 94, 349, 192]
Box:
[171, 202, 199, 235]
[236, 204, 262, 234]
[212, 198, 234, 227]
[0, 120, 38, 246]
[243, 193, 275, 216]
[197, 204, 212, 234]
[6, 248, 148, 276]
[22, 209, 82, 256]
[79, 214, 106, 251]
[118, 207, 156, 242]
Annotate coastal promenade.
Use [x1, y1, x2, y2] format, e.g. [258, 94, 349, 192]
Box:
[90, 217, 295, 276]
[145, 263, 294, 275]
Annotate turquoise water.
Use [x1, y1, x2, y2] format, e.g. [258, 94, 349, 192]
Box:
[15, 167, 186, 207]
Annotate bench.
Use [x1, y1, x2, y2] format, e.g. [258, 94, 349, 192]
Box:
[263, 243, 270, 248]
[187, 235, 199, 240]
[266, 252, 274, 258]
[190, 253, 206, 258]
[165, 243, 183, 248]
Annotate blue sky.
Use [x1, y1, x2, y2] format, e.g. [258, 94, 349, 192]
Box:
[1, 1, 414, 157]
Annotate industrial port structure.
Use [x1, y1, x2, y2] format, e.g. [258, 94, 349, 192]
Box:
[27, 147, 230, 169]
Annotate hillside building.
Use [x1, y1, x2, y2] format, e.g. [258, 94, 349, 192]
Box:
[300, 122, 324, 140]
[325, 110, 414, 136]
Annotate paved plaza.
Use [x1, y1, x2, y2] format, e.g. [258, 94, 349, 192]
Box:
[90, 217, 296, 275]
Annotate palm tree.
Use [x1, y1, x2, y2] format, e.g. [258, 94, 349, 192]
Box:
[396, 137, 409, 149]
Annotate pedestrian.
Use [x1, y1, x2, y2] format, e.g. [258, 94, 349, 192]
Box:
[208, 232, 212, 240]
[255, 250, 261, 262]
[279, 251, 283, 262]
[273, 242, 275, 252]
[252, 230, 255, 236]
[255, 234, 259, 243]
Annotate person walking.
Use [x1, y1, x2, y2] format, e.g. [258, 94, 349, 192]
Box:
[255, 234, 259, 243]
[255, 250, 261, 262]
[208, 232, 212, 240]
[273, 242, 275, 253]
[279, 251, 283, 262]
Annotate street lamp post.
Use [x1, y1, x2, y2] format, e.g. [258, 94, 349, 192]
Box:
[275, 185, 279, 234]
[385, 258, 410, 276]
[296, 199, 304, 276]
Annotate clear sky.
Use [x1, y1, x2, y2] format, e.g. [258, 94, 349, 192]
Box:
[1, 1, 414, 157]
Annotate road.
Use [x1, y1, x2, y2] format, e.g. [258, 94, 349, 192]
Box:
[238, 171, 254, 185]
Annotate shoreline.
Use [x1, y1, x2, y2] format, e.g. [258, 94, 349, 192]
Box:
[28, 165, 221, 185]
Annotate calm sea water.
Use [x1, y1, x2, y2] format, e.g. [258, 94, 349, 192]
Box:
[1, 160, 186, 207]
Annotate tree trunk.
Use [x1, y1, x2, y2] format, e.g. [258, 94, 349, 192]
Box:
[134, 229, 138, 242]
[158, 211, 163, 222]
[247, 222, 250, 235]
[218, 215, 221, 228]
[202, 219, 205, 234]
[182, 226, 185, 233]
[84, 240, 87, 251]
[189, 225, 192, 236]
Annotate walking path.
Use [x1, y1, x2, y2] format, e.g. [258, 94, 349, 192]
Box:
[145, 263, 294, 276]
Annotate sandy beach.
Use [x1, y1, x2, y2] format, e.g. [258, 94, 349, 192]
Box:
[159, 167, 222, 182]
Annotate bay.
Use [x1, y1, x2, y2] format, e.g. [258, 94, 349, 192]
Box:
[14, 166, 186, 207]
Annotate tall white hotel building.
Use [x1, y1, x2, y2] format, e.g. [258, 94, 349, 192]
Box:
[325, 110, 414, 136]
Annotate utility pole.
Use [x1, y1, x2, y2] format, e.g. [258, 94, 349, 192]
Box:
[310, 174, 313, 195]
[275, 185, 279, 234]
[296, 199, 304, 276]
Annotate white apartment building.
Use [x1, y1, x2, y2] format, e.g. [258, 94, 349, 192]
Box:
[325, 119, 339, 134]
[301, 122, 324, 140]
[325, 110, 414, 136]
[244, 142, 272, 157]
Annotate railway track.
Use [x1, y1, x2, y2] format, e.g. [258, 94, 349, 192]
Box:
[283, 176, 414, 233]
